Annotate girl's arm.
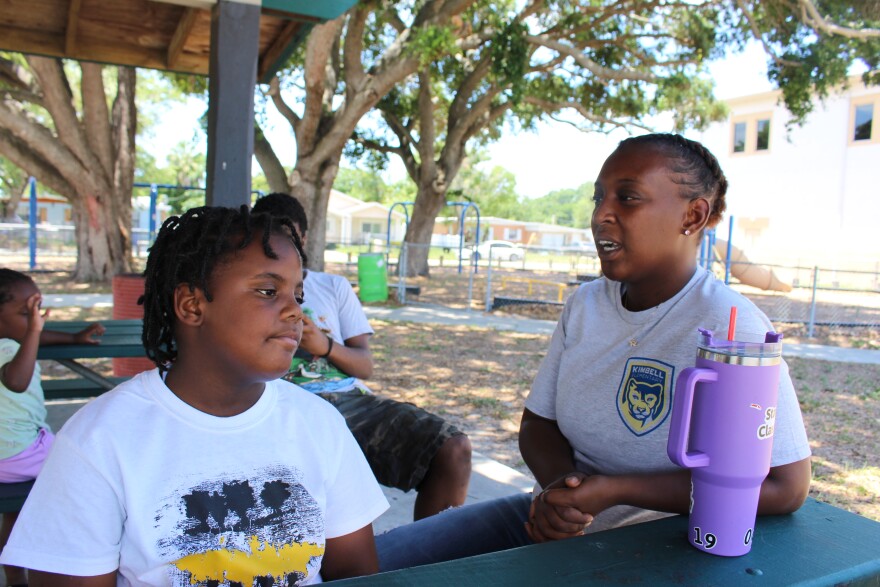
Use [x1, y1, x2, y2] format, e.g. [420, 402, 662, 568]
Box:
[299, 315, 373, 379]
[30, 570, 117, 586]
[0, 293, 44, 392]
[40, 323, 105, 346]
[320, 525, 379, 581]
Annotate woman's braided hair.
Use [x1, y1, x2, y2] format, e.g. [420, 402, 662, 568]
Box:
[0, 268, 33, 307]
[618, 133, 728, 227]
[140, 205, 306, 371]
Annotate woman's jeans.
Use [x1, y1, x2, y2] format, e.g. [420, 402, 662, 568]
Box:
[375, 492, 533, 572]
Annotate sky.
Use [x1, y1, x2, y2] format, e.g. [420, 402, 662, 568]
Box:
[146, 43, 775, 198]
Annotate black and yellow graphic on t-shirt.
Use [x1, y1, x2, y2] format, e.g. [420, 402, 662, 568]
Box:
[157, 466, 324, 586]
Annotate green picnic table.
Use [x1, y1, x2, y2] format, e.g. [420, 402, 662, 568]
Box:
[38, 319, 146, 396]
[332, 498, 880, 586]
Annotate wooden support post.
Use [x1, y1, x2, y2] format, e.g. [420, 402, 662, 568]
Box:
[205, 0, 260, 208]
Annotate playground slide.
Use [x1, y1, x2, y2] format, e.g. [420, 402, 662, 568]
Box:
[712, 239, 792, 293]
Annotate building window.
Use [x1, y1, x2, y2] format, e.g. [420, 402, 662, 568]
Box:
[730, 113, 773, 155]
[756, 119, 770, 150]
[854, 103, 874, 142]
[733, 122, 746, 153]
[362, 222, 381, 234]
[503, 227, 522, 241]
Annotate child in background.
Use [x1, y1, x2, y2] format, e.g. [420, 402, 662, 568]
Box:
[0, 268, 105, 587]
[0, 207, 388, 586]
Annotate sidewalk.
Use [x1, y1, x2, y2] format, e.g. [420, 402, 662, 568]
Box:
[364, 302, 880, 365]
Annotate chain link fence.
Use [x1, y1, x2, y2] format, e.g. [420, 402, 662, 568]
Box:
[326, 241, 879, 341]
[4, 224, 878, 340]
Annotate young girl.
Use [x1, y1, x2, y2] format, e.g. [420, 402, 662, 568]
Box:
[375, 133, 812, 570]
[0, 268, 104, 587]
[0, 207, 388, 586]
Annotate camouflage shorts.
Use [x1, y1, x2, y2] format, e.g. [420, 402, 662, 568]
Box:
[318, 391, 463, 492]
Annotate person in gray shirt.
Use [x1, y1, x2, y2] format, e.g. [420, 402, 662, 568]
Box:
[375, 133, 811, 571]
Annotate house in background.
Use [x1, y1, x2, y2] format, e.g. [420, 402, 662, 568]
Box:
[691, 75, 880, 268]
[325, 189, 407, 245]
[13, 192, 69, 224]
[433, 215, 592, 249]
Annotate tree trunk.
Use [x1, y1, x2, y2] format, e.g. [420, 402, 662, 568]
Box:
[0, 58, 137, 282]
[1, 181, 25, 220]
[289, 152, 341, 272]
[71, 190, 131, 281]
[403, 179, 448, 276]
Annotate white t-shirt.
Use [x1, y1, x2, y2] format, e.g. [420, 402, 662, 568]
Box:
[0, 369, 389, 586]
[526, 269, 811, 530]
[287, 271, 374, 394]
[0, 338, 48, 459]
[303, 271, 373, 344]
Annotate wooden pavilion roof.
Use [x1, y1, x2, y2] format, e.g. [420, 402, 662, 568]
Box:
[0, 0, 352, 81]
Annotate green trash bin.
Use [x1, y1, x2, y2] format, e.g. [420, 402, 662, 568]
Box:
[357, 253, 388, 302]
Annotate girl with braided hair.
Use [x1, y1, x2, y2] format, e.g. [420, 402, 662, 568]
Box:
[2, 206, 388, 586]
[374, 133, 811, 571]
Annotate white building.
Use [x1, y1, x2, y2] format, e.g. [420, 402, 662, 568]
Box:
[691, 76, 880, 269]
[325, 189, 407, 246]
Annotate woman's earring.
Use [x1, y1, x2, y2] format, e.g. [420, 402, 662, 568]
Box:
[684, 229, 691, 236]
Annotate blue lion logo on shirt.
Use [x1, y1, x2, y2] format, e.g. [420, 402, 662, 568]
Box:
[617, 358, 674, 436]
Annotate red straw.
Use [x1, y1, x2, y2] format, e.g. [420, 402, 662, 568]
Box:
[728, 306, 738, 341]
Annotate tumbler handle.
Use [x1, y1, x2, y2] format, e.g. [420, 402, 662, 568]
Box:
[667, 367, 717, 468]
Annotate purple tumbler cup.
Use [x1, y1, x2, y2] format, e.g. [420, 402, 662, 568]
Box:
[667, 328, 783, 557]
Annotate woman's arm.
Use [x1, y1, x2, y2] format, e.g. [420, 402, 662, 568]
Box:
[757, 457, 811, 514]
[30, 570, 117, 587]
[542, 457, 812, 522]
[299, 315, 373, 379]
[518, 408, 578, 489]
[320, 524, 378, 581]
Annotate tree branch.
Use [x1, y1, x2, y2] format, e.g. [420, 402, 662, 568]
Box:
[796, 0, 880, 39]
[0, 128, 76, 197]
[265, 76, 301, 130]
[526, 34, 659, 82]
[0, 101, 96, 190]
[343, 4, 369, 96]
[300, 16, 345, 152]
[26, 56, 105, 176]
[416, 69, 436, 172]
[734, 0, 803, 67]
[379, 113, 419, 180]
[254, 123, 290, 193]
[81, 62, 113, 178]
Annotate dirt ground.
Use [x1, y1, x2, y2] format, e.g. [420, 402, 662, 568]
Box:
[20, 262, 880, 523]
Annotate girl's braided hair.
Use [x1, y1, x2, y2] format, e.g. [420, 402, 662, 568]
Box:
[618, 133, 728, 227]
[140, 205, 306, 371]
[0, 268, 34, 307]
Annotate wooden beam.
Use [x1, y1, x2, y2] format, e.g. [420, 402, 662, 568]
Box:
[167, 7, 199, 68]
[65, 0, 83, 55]
[0, 27, 66, 59]
[257, 19, 300, 81]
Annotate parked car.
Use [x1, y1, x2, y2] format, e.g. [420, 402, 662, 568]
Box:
[462, 240, 526, 262]
[564, 239, 597, 255]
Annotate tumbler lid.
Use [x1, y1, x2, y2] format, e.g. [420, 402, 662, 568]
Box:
[696, 328, 782, 365]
